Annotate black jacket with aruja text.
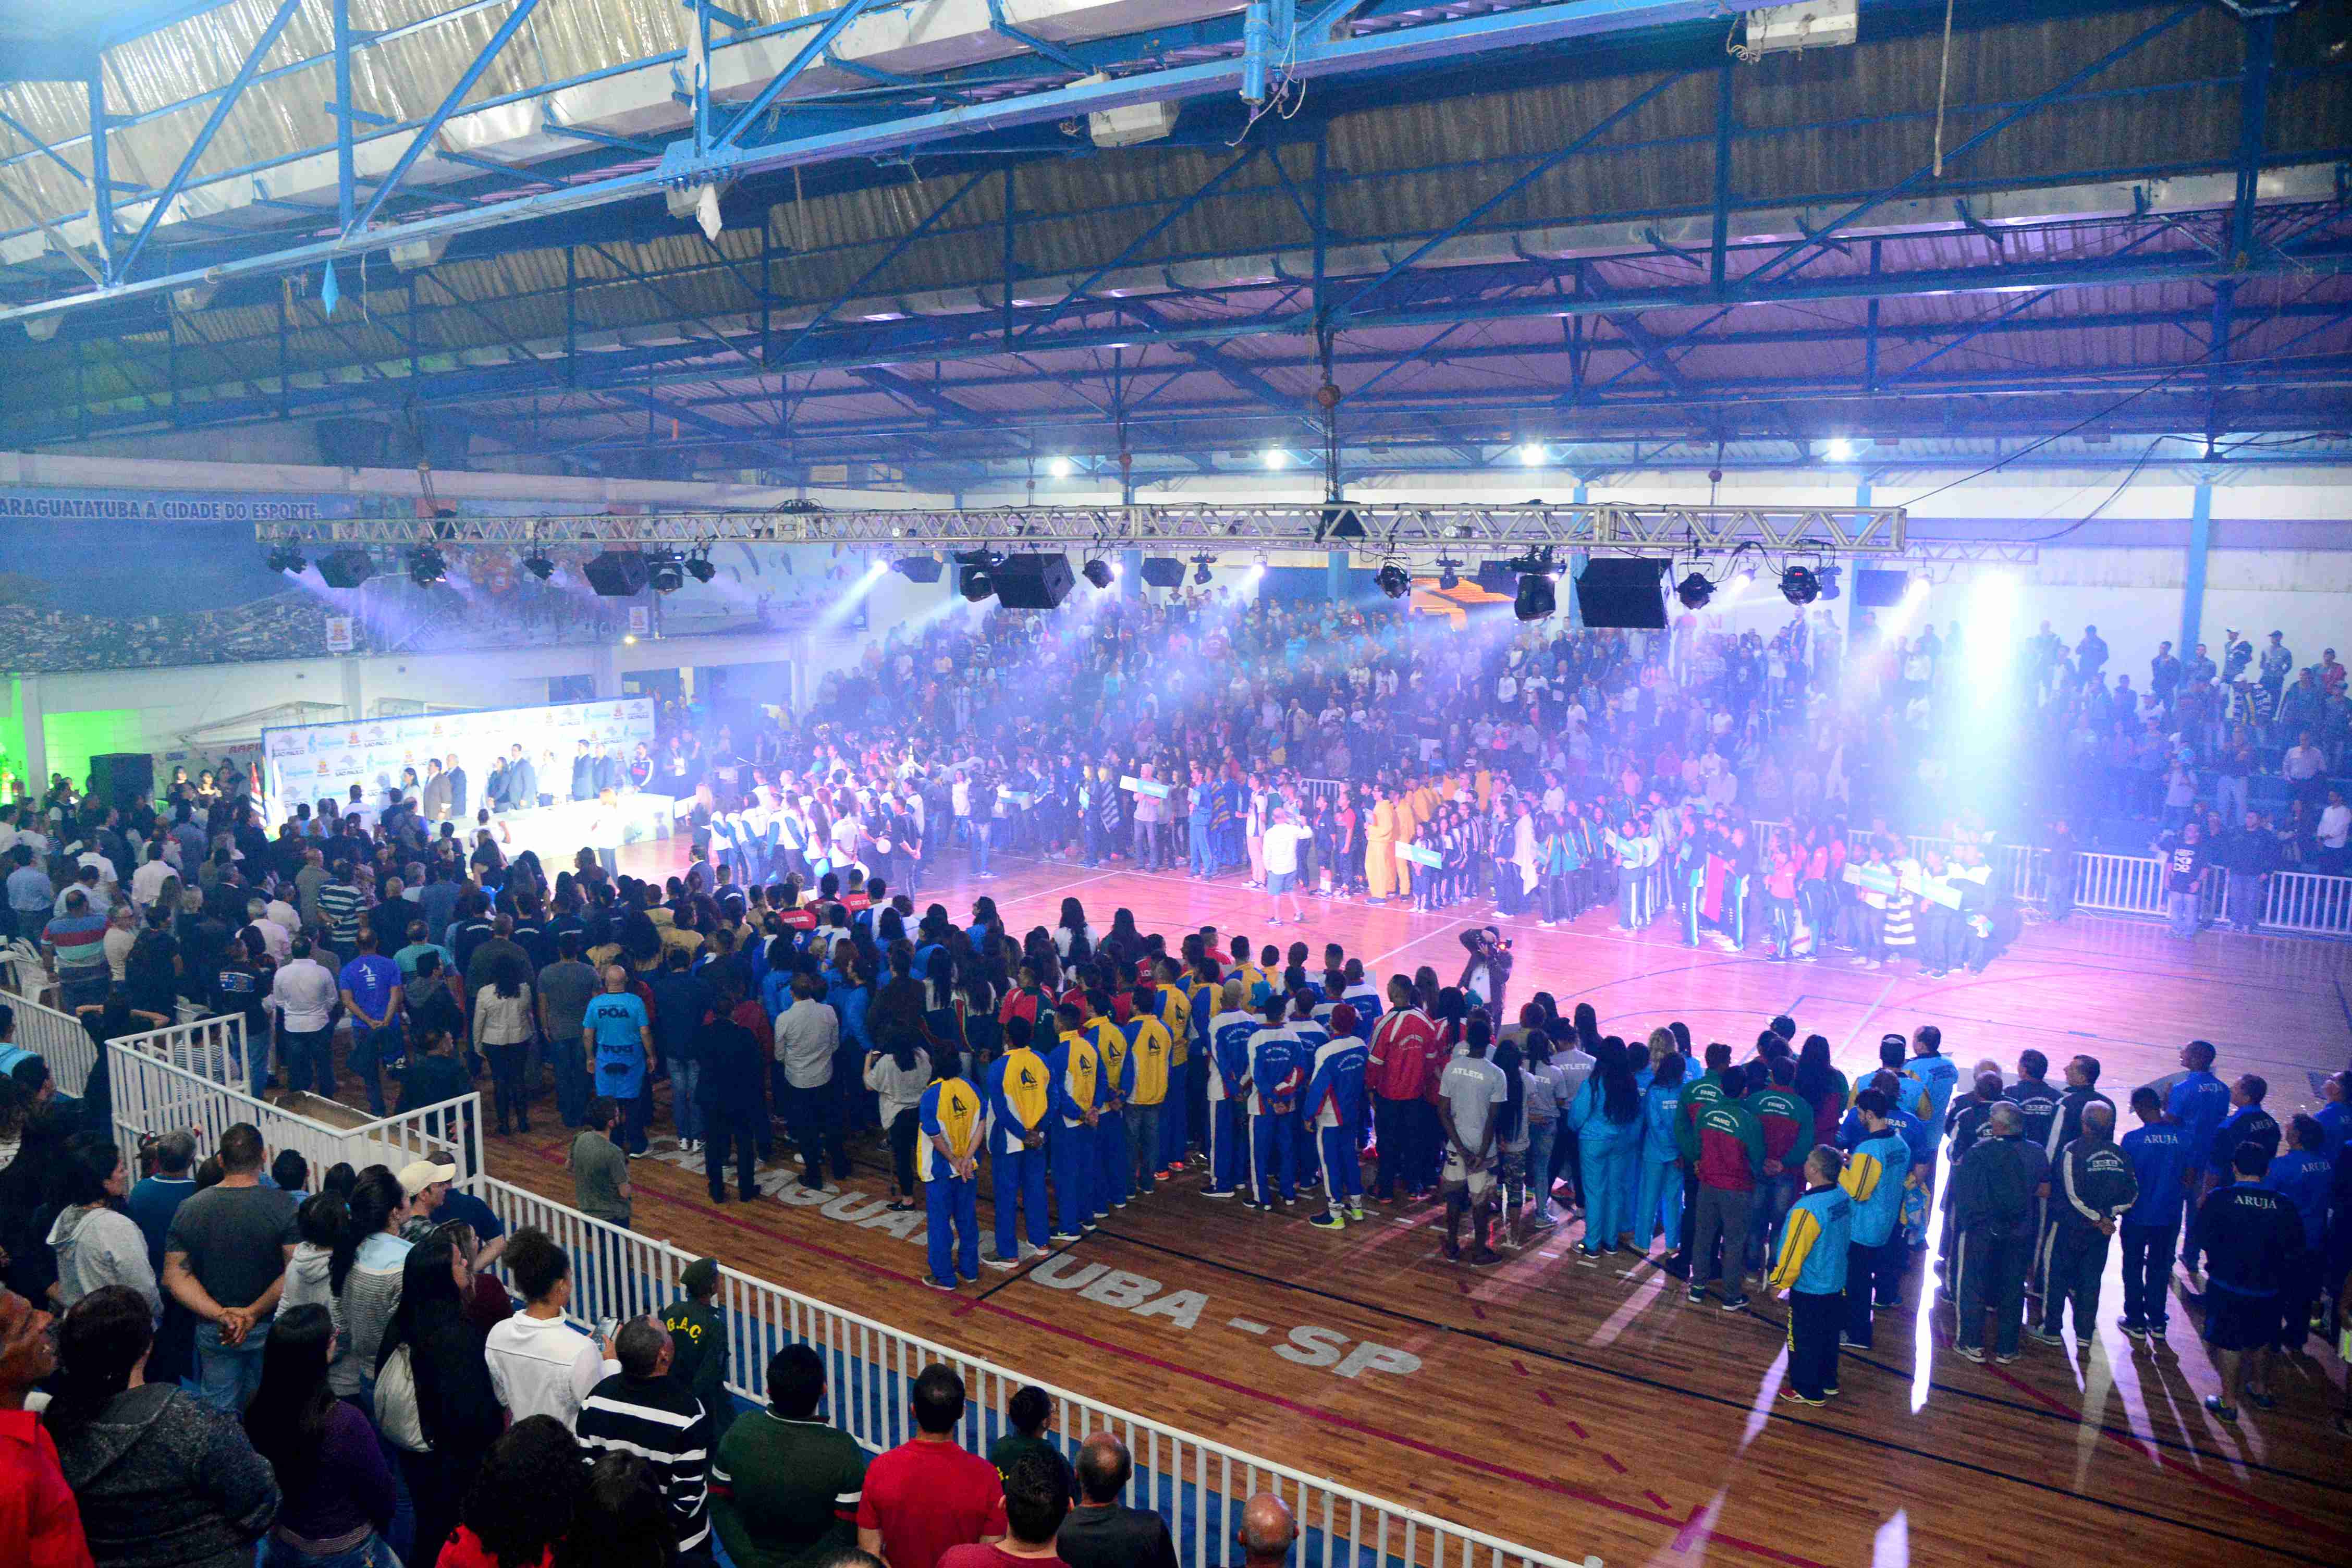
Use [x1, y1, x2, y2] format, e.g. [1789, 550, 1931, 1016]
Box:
[2048, 1138, 2137, 1232]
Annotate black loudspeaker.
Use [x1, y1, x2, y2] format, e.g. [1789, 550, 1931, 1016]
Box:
[1853, 568, 1910, 609]
[1574, 557, 1667, 629]
[1474, 561, 1517, 595]
[88, 753, 155, 811]
[583, 550, 651, 597]
[893, 556, 942, 584]
[1138, 556, 1186, 589]
[315, 417, 393, 468]
[316, 548, 375, 589]
[991, 553, 1074, 610]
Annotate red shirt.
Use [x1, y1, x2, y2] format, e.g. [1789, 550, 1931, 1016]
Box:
[1367, 1008, 1438, 1101]
[0, 1412, 89, 1568]
[857, 1439, 1008, 1568]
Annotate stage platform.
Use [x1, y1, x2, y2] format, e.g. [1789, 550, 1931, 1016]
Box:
[331, 842, 2351, 1568]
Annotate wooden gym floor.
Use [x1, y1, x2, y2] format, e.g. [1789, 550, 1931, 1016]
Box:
[326, 842, 2352, 1568]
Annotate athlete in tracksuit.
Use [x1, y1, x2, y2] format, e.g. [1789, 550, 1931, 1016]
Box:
[2117, 1085, 2191, 1338]
[1367, 982, 1439, 1202]
[1046, 1003, 1102, 1238]
[1205, 982, 1258, 1198]
[2034, 1102, 2138, 1343]
[1121, 991, 1173, 1196]
[1839, 1092, 1912, 1348]
[1079, 997, 1134, 1211]
[1768, 1147, 1852, 1405]
[1566, 1068, 1640, 1265]
[983, 1020, 1052, 1267]
[1289, 995, 1332, 1190]
[2162, 1042, 2232, 1271]
[1636, 1057, 1686, 1254]
[1144, 965, 1191, 1174]
[1746, 1065, 1811, 1273]
[917, 1069, 986, 1290]
[1303, 1002, 1369, 1230]
[1246, 999, 1305, 1208]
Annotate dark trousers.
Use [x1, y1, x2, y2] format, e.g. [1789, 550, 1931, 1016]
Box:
[1787, 1288, 1845, 1400]
[487, 1042, 531, 1131]
[782, 1079, 847, 1184]
[2038, 1223, 2112, 1336]
[1843, 1235, 1902, 1345]
[704, 1108, 758, 1200]
[887, 1107, 920, 1197]
[281, 1026, 331, 1096]
[2118, 1218, 2178, 1331]
[1955, 1228, 2030, 1355]
[1411, 1099, 1446, 1191]
[1373, 1096, 1417, 1199]
[1692, 1185, 1752, 1291]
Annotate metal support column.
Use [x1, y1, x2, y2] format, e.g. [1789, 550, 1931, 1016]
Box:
[86, 71, 112, 271]
[1566, 478, 1588, 629]
[2182, 480, 2212, 656]
[333, 0, 356, 231]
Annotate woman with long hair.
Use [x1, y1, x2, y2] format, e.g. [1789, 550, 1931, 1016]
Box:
[326, 1166, 410, 1404]
[439, 1416, 587, 1568]
[1519, 1025, 1565, 1229]
[966, 896, 1005, 957]
[1792, 1034, 1850, 1152]
[1489, 1038, 1531, 1247]
[246, 1303, 398, 1568]
[46, 1132, 159, 1315]
[1054, 898, 1094, 964]
[1636, 1051, 1689, 1256]
[50, 1286, 280, 1568]
[1564, 1037, 1644, 1263]
[473, 950, 537, 1136]
[380, 1232, 504, 1566]
[862, 1007, 932, 1211]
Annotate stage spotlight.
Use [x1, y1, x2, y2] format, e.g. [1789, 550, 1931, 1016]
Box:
[1437, 559, 1460, 592]
[1818, 565, 1842, 601]
[1081, 558, 1114, 590]
[266, 545, 306, 575]
[958, 564, 996, 603]
[685, 551, 716, 584]
[1263, 449, 1288, 469]
[1049, 456, 1073, 478]
[407, 545, 447, 587]
[1514, 573, 1557, 621]
[1517, 443, 1546, 467]
[1375, 561, 1411, 599]
[1824, 437, 1856, 463]
[1674, 571, 1714, 610]
[647, 553, 685, 594]
[1193, 555, 1214, 585]
[894, 556, 944, 584]
[1779, 565, 1821, 606]
[522, 552, 555, 582]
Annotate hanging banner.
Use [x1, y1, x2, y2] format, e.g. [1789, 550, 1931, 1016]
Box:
[0, 485, 357, 521]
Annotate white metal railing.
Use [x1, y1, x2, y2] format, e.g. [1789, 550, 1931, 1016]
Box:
[106, 1040, 480, 1189]
[1, 988, 97, 1098]
[114, 1014, 249, 1088]
[474, 1177, 1588, 1568]
[2263, 868, 2352, 935]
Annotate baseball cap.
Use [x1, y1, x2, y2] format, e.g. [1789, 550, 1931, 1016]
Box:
[681, 1256, 720, 1295]
[397, 1156, 459, 1198]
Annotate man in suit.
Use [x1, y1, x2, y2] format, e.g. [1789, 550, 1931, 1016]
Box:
[505, 744, 538, 811]
[444, 755, 469, 820]
[571, 739, 596, 801]
[593, 743, 623, 795]
[420, 758, 452, 822]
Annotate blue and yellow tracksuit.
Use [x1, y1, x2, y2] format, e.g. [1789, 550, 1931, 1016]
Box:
[1289, 1016, 1332, 1183]
[1084, 1015, 1135, 1209]
[1304, 1033, 1369, 1216]
[918, 1075, 986, 1286]
[1046, 1033, 1101, 1234]
[1635, 1083, 1685, 1251]
[1838, 1129, 1910, 1344]
[1246, 1025, 1306, 1205]
[1148, 986, 1191, 1170]
[1768, 1182, 1853, 1400]
[1206, 1009, 1258, 1195]
[1123, 1010, 1173, 1194]
[984, 1047, 1052, 1259]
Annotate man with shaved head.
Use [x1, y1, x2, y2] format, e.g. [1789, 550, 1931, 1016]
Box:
[1056, 1434, 1178, 1568]
[1949, 1100, 2049, 1365]
[1239, 1494, 1297, 1568]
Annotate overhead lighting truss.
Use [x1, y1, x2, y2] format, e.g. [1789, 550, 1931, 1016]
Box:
[252, 503, 1908, 558]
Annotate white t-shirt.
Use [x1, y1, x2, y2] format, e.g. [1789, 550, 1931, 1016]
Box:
[1262, 823, 1313, 875]
[485, 1312, 619, 1430]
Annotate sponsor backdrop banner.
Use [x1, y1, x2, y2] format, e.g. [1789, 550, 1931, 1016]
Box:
[262, 697, 657, 816]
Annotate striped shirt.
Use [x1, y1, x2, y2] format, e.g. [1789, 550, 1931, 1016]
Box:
[315, 879, 365, 948]
[577, 1372, 715, 1552]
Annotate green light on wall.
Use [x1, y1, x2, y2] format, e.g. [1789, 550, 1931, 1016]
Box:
[42, 709, 143, 793]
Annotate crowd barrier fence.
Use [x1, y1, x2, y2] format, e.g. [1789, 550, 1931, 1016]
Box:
[471, 1176, 1593, 1568]
[1, 987, 97, 1097]
[105, 1039, 482, 1189]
